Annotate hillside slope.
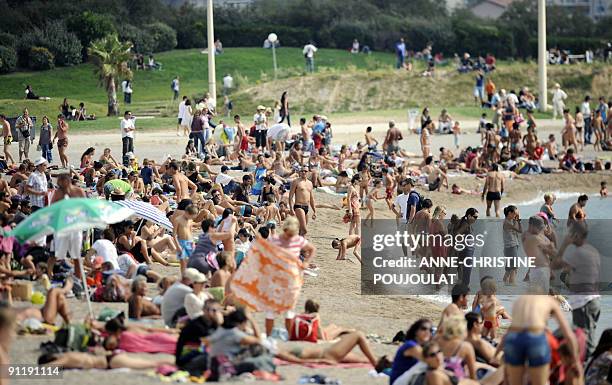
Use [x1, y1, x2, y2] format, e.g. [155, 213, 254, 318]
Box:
[233, 62, 611, 115]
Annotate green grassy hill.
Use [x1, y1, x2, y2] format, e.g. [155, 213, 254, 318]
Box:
[0, 47, 609, 132]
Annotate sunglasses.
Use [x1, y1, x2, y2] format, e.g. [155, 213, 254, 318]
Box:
[419, 326, 433, 332]
[426, 350, 441, 358]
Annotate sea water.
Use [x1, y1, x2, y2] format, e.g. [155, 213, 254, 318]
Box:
[420, 193, 612, 341]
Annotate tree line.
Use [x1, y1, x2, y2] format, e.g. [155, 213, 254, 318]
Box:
[0, 0, 610, 74]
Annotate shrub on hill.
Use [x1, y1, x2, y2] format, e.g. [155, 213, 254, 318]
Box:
[28, 47, 55, 70]
[118, 24, 155, 54]
[145, 22, 177, 52]
[17, 21, 82, 67]
[0, 45, 17, 74]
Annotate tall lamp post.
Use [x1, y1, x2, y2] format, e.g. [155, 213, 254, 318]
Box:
[538, 0, 547, 112]
[268, 33, 278, 79]
[207, 0, 217, 106]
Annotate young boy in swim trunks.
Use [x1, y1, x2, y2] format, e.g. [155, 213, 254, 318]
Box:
[174, 205, 199, 274]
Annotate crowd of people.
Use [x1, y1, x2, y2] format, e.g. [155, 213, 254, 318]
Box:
[0, 66, 610, 384]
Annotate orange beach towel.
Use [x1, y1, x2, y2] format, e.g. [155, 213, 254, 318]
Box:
[230, 238, 303, 313]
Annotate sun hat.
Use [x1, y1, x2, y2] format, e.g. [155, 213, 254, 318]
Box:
[34, 157, 48, 167]
[257, 105, 266, 111]
[183, 268, 201, 283]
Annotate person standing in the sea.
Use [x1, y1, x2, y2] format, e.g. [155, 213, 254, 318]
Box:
[567, 194, 588, 228]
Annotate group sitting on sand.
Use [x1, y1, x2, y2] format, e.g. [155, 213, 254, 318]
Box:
[0, 79, 609, 384]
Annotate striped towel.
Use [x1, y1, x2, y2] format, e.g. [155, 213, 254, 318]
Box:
[230, 238, 303, 314]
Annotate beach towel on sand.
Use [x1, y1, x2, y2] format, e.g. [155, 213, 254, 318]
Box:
[118, 331, 177, 355]
[230, 239, 303, 314]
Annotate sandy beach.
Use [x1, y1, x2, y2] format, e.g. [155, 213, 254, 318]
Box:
[9, 117, 611, 385]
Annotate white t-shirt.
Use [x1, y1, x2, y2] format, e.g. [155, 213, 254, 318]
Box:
[184, 291, 213, 320]
[254, 113, 267, 131]
[121, 118, 135, 138]
[116, 253, 144, 278]
[267, 123, 290, 141]
[223, 75, 233, 89]
[303, 44, 317, 58]
[394, 193, 411, 224]
[161, 282, 193, 326]
[215, 172, 234, 187]
[92, 239, 119, 270]
[178, 100, 186, 119]
[581, 101, 591, 116]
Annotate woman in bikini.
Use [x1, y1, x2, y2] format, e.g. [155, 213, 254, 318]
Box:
[281, 330, 380, 367]
[38, 350, 173, 370]
[140, 221, 178, 256]
[347, 174, 361, 236]
[421, 122, 432, 159]
[53, 114, 70, 168]
[357, 163, 371, 208]
[364, 179, 383, 225]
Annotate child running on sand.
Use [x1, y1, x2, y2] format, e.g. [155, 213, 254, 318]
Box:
[331, 235, 361, 263]
[174, 205, 199, 274]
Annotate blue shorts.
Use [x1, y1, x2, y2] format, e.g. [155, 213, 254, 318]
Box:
[177, 239, 194, 260]
[503, 331, 550, 367]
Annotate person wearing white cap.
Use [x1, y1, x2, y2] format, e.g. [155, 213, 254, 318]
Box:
[253, 105, 268, 152]
[161, 268, 199, 327]
[183, 270, 212, 320]
[551, 83, 567, 120]
[25, 157, 48, 210]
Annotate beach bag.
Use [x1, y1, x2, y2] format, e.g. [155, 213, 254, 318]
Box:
[409, 191, 424, 212]
[54, 324, 94, 352]
[289, 314, 319, 343]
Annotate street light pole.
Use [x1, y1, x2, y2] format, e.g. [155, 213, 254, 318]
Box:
[268, 33, 278, 79]
[207, 0, 217, 106]
[538, 0, 547, 112]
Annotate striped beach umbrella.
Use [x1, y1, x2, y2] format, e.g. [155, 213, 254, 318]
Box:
[114, 199, 173, 232]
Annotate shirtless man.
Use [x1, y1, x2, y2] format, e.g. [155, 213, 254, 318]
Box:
[484, 125, 498, 162]
[289, 167, 316, 236]
[567, 194, 588, 228]
[438, 284, 469, 331]
[562, 109, 578, 151]
[499, 295, 578, 385]
[167, 161, 196, 201]
[51, 174, 85, 203]
[481, 163, 505, 217]
[364, 126, 379, 150]
[0, 115, 14, 164]
[522, 127, 538, 157]
[383, 120, 403, 155]
[421, 156, 448, 192]
[522, 215, 556, 294]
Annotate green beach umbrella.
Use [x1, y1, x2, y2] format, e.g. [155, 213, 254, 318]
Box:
[10, 198, 134, 243]
[9, 198, 134, 320]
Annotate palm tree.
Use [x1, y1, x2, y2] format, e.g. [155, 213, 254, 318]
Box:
[88, 34, 133, 116]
